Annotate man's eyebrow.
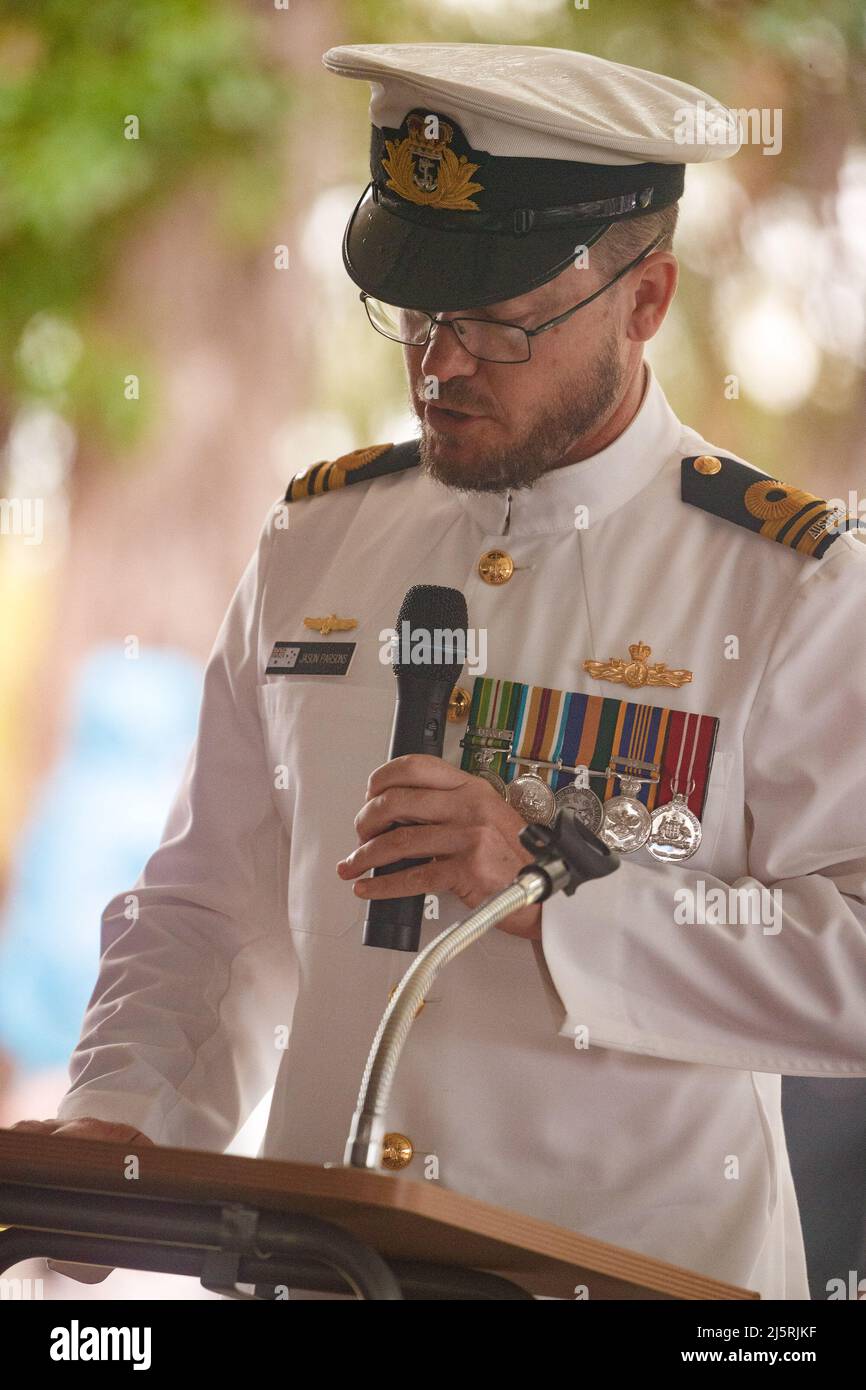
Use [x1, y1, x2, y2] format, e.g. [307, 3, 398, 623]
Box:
[488, 299, 559, 324]
[424, 304, 532, 322]
[484, 308, 529, 323]
[458, 306, 534, 323]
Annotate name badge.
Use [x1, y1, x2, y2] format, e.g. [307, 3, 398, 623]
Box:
[266, 641, 355, 676]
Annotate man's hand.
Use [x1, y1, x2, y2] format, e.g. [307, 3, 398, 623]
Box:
[337, 754, 542, 939]
[10, 1117, 155, 1283]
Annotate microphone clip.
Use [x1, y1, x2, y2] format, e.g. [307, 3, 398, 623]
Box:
[517, 810, 620, 899]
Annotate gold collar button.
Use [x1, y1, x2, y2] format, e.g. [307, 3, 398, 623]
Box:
[478, 549, 514, 585]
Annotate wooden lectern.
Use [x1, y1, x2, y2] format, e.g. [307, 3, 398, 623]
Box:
[0, 1129, 758, 1300]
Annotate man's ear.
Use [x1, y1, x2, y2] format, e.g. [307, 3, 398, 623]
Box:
[627, 253, 678, 343]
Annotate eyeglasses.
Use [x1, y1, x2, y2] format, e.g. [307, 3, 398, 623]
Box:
[360, 233, 667, 364]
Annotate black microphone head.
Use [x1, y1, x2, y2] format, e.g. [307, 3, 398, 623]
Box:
[392, 585, 469, 683]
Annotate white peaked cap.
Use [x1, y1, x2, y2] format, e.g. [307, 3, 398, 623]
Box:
[323, 42, 742, 165]
[322, 42, 741, 309]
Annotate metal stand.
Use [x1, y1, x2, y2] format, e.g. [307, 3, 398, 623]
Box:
[0, 1183, 532, 1299]
[346, 811, 619, 1169]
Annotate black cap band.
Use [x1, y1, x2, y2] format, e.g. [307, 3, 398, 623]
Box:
[345, 107, 684, 310]
[370, 112, 685, 236]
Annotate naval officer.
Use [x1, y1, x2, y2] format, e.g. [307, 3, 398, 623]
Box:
[16, 43, 866, 1300]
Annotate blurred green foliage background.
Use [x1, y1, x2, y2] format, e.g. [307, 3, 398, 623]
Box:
[0, 0, 289, 447]
[1, 0, 864, 854]
[0, 0, 864, 839]
[1, 0, 865, 462]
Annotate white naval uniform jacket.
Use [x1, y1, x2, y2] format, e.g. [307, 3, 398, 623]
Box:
[56, 366, 866, 1300]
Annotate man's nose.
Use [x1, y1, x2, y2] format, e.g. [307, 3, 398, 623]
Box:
[419, 318, 480, 383]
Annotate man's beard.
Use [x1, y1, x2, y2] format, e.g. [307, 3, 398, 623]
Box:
[415, 335, 626, 494]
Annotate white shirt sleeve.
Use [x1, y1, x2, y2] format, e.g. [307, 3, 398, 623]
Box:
[56, 501, 297, 1149]
[540, 536, 866, 1076]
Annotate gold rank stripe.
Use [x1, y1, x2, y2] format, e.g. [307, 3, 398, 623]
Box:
[289, 456, 358, 500]
[283, 440, 430, 503]
[681, 456, 850, 559]
[794, 508, 839, 557]
[312, 465, 333, 495]
[759, 498, 826, 546]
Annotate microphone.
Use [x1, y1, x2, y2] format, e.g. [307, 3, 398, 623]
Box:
[363, 584, 469, 953]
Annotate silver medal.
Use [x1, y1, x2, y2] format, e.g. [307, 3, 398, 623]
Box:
[470, 747, 507, 799]
[554, 782, 603, 834]
[600, 775, 651, 853]
[647, 793, 702, 862]
[506, 762, 556, 825]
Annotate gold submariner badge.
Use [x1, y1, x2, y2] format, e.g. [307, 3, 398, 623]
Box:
[303, 615, 358, 636]
[584, 641, 692, 690]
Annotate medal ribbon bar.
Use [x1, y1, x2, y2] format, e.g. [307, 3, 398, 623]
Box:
[460, 675, 719, 819]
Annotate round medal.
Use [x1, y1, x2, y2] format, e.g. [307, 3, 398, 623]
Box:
[470, 748, 507, 799]
[647, 794, 702, 862]
[475, 768, 507, 797]
[600, 777, 651, 853]
[506, 764, 556, 825]
[554, 783, 603, 834]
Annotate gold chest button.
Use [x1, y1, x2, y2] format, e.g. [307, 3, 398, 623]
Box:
[448, 686, 471, 722]
[381, 1132, 414, 1171]
[478, 549, 514, 585]
[693, 455, 722, 475]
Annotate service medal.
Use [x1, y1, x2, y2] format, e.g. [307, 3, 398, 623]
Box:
[470, 747, 507, 799]
[506, 763, 556, 825]
[600, 776, 651, 853]
[647, 793, 702, 862]
[554, 783, 603, 834]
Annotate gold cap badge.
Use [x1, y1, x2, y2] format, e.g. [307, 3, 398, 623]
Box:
[382, 113, 483, 211]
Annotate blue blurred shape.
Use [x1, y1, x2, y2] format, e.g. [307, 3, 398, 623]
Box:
[0, 644, 203, 1070]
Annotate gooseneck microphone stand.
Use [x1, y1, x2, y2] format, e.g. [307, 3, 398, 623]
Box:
[345, 812, 619, 1171]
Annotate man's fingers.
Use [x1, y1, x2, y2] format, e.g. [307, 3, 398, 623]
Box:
[349, 859, 454, 901]
[355, 783, 491, 841]
[338, 823, 467, 877]
[345, 824, 521, 903]
[365, 753, 472, 799]
[9, 1119, 65, 1135]
[344, 758, 537, 915]
[15, 1119, 155, 1283]
[51, 1119, 154, 1144]
[9, 1118, 154, 1144]
[47, 1259, 114, 1284]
